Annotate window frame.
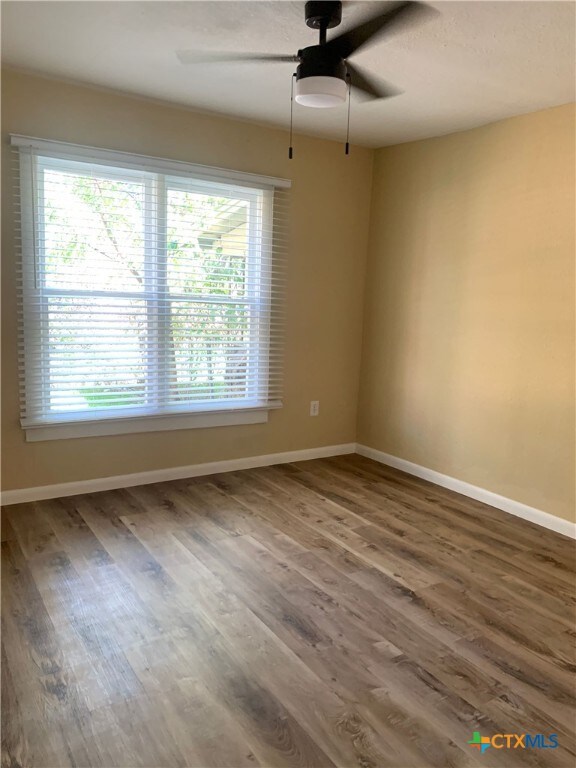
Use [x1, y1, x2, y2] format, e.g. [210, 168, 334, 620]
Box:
[15, 136, 288, 441]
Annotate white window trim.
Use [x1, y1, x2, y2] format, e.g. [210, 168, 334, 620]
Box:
[13, 135, 289, 441]
[11, 134, 291, 190]
[24, 408, 273, 442]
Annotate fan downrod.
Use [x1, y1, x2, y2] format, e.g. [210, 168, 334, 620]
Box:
[305, 2, 343, 31]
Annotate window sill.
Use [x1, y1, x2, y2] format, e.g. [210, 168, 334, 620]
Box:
[23, 408, 270, 442]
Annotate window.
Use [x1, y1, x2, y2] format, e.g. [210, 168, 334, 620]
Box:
[13, 137, 289, 441]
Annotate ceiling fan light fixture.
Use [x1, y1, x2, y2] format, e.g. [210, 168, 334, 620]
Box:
[294, 75, 347, 108]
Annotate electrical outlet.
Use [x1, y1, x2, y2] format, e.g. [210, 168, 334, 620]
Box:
[310, 400, 320, 417]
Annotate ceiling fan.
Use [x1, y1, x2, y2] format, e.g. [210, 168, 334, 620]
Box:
[177, 1, 435, 108]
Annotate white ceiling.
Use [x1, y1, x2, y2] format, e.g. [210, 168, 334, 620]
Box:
[1, 1, 574, 147]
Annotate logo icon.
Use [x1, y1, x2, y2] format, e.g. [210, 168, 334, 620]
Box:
[467, 732, 558, 753]
[468, 732, 491, 754]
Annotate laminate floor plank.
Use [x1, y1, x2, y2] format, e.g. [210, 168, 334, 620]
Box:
[338, 455, 575, 560]
[319, 458, 536, 557]
[2, 455, 574, 767]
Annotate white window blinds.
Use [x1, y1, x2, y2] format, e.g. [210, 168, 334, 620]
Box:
[12, 136, 289, 439]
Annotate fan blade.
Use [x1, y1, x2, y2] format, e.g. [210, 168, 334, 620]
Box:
[177, 50, 298, 65]
[346, 62, 401, 100]
[325, 1, 434, 60]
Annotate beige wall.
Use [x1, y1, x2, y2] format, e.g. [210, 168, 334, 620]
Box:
[1, 69, 373, 490]
[2, 71, 574, 524]
[358, 104, 575, 522]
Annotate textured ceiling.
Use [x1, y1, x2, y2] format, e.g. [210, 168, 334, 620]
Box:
[1, 1, 575, 147]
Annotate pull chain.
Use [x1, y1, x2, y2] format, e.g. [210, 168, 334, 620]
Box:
[289, 73, 296, 159]
[345, 74, 351, 156]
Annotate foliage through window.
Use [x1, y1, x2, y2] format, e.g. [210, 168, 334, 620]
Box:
[15, 140, 287, 438]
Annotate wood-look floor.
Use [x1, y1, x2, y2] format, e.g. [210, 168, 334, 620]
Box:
[2, 454, 575, 768]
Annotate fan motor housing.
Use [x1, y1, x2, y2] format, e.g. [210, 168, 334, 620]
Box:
[296, 45, 347, 83]
[305, 1, 342, 30]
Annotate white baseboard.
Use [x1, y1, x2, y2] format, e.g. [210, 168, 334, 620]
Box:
[3, 440, 573, 541]
[0, 443, 356, 506]
[356, 444, 576, 540]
